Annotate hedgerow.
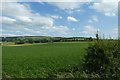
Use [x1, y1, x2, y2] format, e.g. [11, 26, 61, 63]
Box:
[83, 40, 120, 78]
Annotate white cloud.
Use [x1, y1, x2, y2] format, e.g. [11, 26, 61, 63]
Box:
[17, 16, 33, 23]
[2, 25, 69, 37]
[67, 16, 78, 22]
[48, 2, 81, 10]
[81, 25, 99, 34]
[1, 0, 18, 2]
[31, 16, 54, 26]
[2, 33, 18, 37]
[50, 15, 62, 19]
[52, 25, 69, 34]
[23, 25, 69, 34]
[0, 29, 2, 37]
[1, 2, 54, 27]
[101, 0, 119, 2]
[47, 0, 90, 13]
[0, 16, 16, 25]
[1, 0, 119, 2]
[1, 3, 32, 17]
[88, 16, 98, 23]
[1, 2, 69, 37]
[89, 2, 118, 16]
[64, 9, 82, 14]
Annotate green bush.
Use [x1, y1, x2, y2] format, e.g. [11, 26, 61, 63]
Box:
[15, 39, 25, 44]
[83, 40, 120, 78]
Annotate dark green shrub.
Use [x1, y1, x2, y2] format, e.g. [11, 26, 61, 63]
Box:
[15, 39, 25, 44]
[27, 38, 34, 44]
[83, 40, 120, 78]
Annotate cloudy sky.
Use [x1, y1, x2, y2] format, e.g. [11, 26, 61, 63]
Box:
[0, 0, 119, 38]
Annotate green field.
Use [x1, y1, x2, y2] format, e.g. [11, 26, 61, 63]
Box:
[2, 42, 88, 78]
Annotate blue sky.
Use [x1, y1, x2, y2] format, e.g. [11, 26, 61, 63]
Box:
[0, 0, 118, 39]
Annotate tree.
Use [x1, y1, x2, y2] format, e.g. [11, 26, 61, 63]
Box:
[96, 31, 99, 41]
[28, 38, 34, 44]
[88, 37, 93, 41]
[15, 39, 25, 44]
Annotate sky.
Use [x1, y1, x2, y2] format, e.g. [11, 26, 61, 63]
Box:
[0, 0, 119, 39]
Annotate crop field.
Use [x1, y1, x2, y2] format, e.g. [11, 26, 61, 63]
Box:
[2, 42, 89, 78]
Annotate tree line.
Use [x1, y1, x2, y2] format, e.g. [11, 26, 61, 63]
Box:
[1, 36, 94, 44]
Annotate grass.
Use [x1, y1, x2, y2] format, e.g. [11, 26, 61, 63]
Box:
[2, 42, 88, 78]
[2, 42, 15, 46]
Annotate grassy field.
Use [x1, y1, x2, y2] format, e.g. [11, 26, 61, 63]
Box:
[2, 42, 89, 78]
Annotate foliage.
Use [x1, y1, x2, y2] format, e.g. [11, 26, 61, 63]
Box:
[83, 40, 120, 78]
[15, 39, 25, 44]
[1, 36, 94, 44]
[27, 38, 34, 44]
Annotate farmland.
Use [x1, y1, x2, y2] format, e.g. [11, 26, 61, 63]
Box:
[2, 42, 89, 78]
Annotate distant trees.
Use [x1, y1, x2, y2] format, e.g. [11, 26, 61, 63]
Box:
[2, 36, 95, 45]
[2, 37, 16, 42]
[84, 37, 93, 41]
[88, 37, 93, 41]
[15, 39, 25, 44]
[34, 39, 40, 43]
[27, 38, 34, 44]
